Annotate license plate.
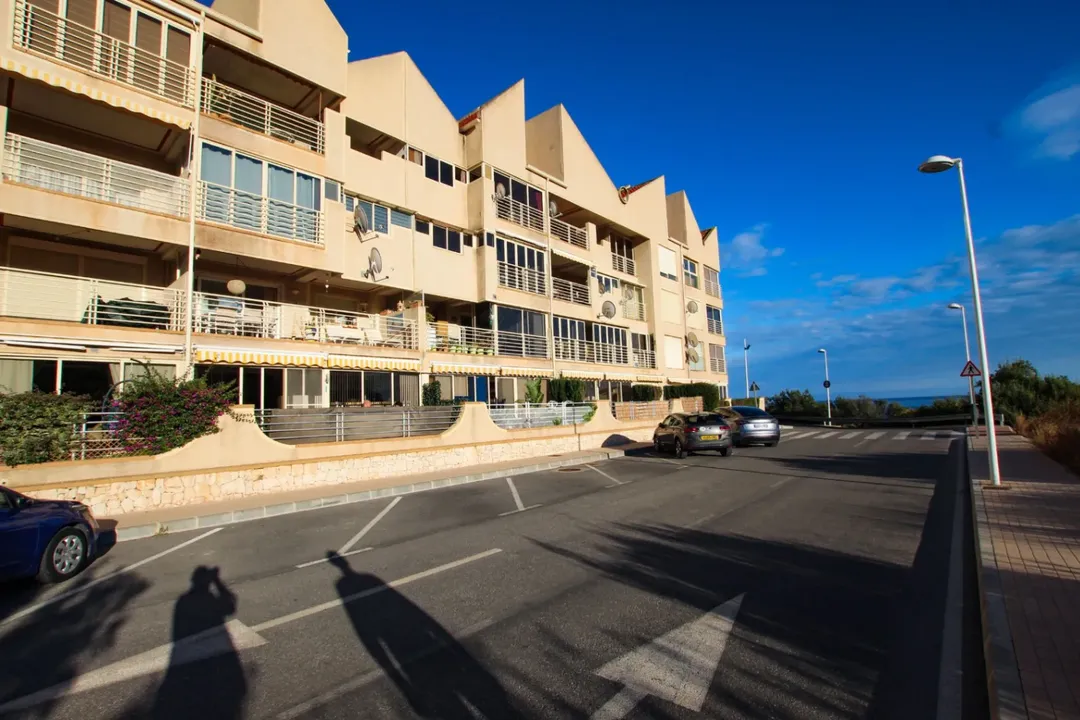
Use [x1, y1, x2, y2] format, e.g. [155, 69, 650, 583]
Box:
[699, 434, 719, 441]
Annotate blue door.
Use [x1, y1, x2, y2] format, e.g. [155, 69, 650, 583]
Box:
[473, 376, 489, 403]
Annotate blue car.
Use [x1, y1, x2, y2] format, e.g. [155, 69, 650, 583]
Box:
[0, 486, 99, 584]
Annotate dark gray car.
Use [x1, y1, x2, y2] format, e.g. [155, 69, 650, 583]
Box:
[722, 406, 781, 447]
[653, 413, 734, 458]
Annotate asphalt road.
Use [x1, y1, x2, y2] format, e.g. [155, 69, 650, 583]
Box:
[0, 430, 987, 719]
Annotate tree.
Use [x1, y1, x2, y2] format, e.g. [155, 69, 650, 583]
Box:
[984, 359, 1080, 425]
[766, 389, 824, 416]
[524, 378, 545, 404]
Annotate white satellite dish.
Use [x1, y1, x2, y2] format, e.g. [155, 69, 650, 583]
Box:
[226, 279, 246, 295]
[686, 331, 700, 347]
[600, 301, 617, 319]
[686, 299, 700, 314]
[621, 285, 635, 301]
[548, 199, 560, 218]
[363, 247, 388, 282]
[686, 346, 700, 363]
[494, 182, 507, 199]
[353, 203, 371, 236]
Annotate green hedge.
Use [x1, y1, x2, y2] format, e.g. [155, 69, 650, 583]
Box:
[631, 384, 663, 402]
[549, 377, 586, 403]
[0, 392, 92, 466]
[664, 383, 721, 411]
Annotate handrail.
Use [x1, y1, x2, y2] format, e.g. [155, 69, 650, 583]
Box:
[197, 181, 325, 245]
[554, 337, 629, 365]
[495, 194, 544, 233]
[552, 277, 590, 306]
[550, 216, 587, 249]
[202, 77, 325, 154]
[611, 253, 636, 276]
[497, 261, 547, 296]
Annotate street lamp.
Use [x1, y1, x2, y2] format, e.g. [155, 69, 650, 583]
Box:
[920, 155, 1001, 486]
[948, 302, 979, 429]
[743, 340, 751, 399]
[818, 348, 831, 425]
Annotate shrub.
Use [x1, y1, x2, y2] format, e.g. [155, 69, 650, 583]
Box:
[583, 403, 597, 423]
[1016, 400, 1080, 476]
[664, 383, 721, 411]
[984, 359, 1080, 425]
[631, 384, 663, 402]
[422, 380, 442, 407]
[766, 389, 825, 416]
[524, 378, 545, 404]
[549, 377, 585, 403]
[0, 392, 92, 466]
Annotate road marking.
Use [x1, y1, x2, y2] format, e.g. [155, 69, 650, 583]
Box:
[1, 527, 223, 627]
[0, 619, 267, 713]
[921, 432, 939, 441]
[839, 431, 861, 439]
[591, 594, 744, 718]
[795, 431, 821, 440]
[253, 548, 503, 633]
[817, 430, 841, 439]
[295, 547, 373, 569]
[497, 477, 541, 515]
[587, 464, 629, 487]
[339, 496, 401, 554]
[894, 431, 911, 440]
[937, 449, 965, 720]
[867, 431, 886, 440]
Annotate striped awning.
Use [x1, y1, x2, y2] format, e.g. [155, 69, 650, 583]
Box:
[329, 355, 420, 371]
[501, 366, 554, 378]
[667, 376, 691, 384]
[636, 375, 664, 384]
[550, 246, 593, 267]
[195, 349, 325, 367]
[429, 362, 498, 375]
[560, 369, 604, 381]
[2, 57, 192, 129]
[604, 372, 637, 382]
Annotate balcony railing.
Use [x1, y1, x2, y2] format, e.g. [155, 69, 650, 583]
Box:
[497, 262, 547, 296]
[3, 134, 189, 217]
[428, 323, 495, 355]
[552, 277, 590, 306]
[194, 293, 418, 349]
[12, 0, 195, 107]
[550, 217, 587, 249]
[0, 266, 186, 330]
[611, 253, 636, 276]
[495, 194, 544, 234]
[622, 299, 646, 322]
[496, 331, 548, 359]
[708, 318, 724, 335]
[197, 181, 325, 245]
[705, 275, 722, 298]
[632, 349, 656, 369]
[202, 77, 325, 154]
[554, 338, 629, 365]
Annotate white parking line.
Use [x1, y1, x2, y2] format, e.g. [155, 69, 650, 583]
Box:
[921, 432, 940, 440]
[867, 431, 886, 440]
[498, 477, 541, 516]
[895, 431, 911, 440]
[839, 431, 861, 439]
[818, 431, 841, 439]
[339, 496, 401, 554]
[2, 528, 223, 626]
[794, 431, 821, 440]
[587, 464, 629, 487]
[295, 547, 373, 570]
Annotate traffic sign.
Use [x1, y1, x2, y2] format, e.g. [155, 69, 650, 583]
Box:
[749, 381, 760, 392]
[823, 380, 831, 389]
[960, 361, 981, 378]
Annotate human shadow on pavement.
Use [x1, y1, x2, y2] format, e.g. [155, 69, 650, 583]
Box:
[327, 551, 521, 719]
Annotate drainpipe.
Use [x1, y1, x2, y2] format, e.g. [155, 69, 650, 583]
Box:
[182, 9, 206, 375]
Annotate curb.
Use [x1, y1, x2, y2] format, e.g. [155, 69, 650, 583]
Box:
[968, 452, 1028, 719]
[113, 446, 633, 542]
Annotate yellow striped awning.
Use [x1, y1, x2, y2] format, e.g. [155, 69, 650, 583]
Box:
[195, 349, 325, 367]
[2, 56, 193, 129]
[429, 362, 498, 375]
[667, 376, 691, 384]
[560, 369, 604, 381]
[605, 373, 637, 381]
[636, 375, 664, 384]
[328, 355, 420, 371]
[501, 366, 554, 378]
[550, 245, 593, 267]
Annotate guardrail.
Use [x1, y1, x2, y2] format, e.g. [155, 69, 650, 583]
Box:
[12, 0, 195, 106]
[622, 299, 646, 322]
[632, 349, 656, 369]
[495, 194, 544, 233]
[198, 181, 324, 245]
[554, 338, 629, 365]
[202, 77, 324, 154]
[428, 323, 495, 355]
[550, 217, 588, 249]
[496, 330, 549, 358]
[255, 406, 460, 444]
[497, 261, 547, 296]
[488, 402, 594, 429]
[3, 133, 189, 217]
[552, 277, 590, 306]
[771, 412, 987, 428]
[611, 253, 636, 276]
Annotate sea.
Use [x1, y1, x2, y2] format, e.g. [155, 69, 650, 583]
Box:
[875, 395, 967, 409]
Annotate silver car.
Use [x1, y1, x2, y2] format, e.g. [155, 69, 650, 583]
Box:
[722, 406, 781, 447]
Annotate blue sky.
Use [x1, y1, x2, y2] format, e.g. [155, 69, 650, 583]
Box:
[209, 0, 1080, 398]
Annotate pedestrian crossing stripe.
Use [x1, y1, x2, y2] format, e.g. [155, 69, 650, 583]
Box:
[839, 431, 861, 439]
[894, 431, 911, 440]
[778, 429, 964, 442]
[866, 431, 886, 440]
[818, 431, 842, 438]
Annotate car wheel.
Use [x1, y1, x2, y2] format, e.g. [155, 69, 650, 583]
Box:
[766, 441, 777, 447]
[720, 446, 733, 457]
[654, 437, 662, 454]
[38, 527, 87, 584]
[673, 439, 685, 459]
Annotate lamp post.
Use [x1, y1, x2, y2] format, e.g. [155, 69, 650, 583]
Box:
[948, 302, 979, 429]
[743, 340, 751, 399]
[920, 156, 1001, 487]
[818, 348, 831, 425]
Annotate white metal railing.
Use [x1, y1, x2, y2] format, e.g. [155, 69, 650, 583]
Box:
[611, 253, 636, 276]
[202, 77, 325, 154]
[194, 292, 418, 349]
[0, 266, 186, 330]
[550, 217, 587, 249]
[552, 277, 590, 306]
[710, 347, 727, 373]
[705, 274, 721, 298]
[428, 323, 495, 355]
[12, 0, 195, 107]
[632, 349, 656, 369]
[708, 318, 724, 335]
[496, 331, 548, 358]
[489, 402, 594, 429]
[554, 338, 629, 365]
[255, 406, 460, 444]
[622, 299, 646, 322]
[198, 181, 325, 245]
[498, 261, 547, 296]
[495, 194, 544, 233]
[69, 411, 129, 460]
[3, 134, 189, 217]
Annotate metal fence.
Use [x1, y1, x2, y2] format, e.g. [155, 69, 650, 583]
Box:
[488, 402, 594, 429]
[202, 77, 325, 154]
[254, 406, 461, 444]
[69, 411, 128, 460]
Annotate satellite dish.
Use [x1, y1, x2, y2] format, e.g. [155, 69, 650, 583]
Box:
[548, 199, 560, 217]
[621, 285, 635, 301]
[686, 331, 700, 347]
[494, 182, 507, 198]
[686, 300, 699, 314]
[617, 186, 631, 204]
[600, 301, 617, 319]
[353, 203, 371, 237]
[226, 279, 246, 295]
[686, 346, 700, 363]
[363, 247, 388, 282]
[597, 278, 609, 294]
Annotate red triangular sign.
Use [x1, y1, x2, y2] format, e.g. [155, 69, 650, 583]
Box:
[960, 361, 981, 378]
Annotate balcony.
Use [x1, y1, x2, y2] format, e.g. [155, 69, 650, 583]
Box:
[194, 293, 418, 349]
[12, 0, 195, 107]
[495, 194, 544, 234]
[554, 338, 629, 365]
[611, 253, 636, 276]
[708, 318, 724, 335]
[622, 299, 646, 322]
[552, 277, 590, 306]
[428, 323, 495, 356]
[197, 181, 325, 245]
[202, 78, 325, 154]
[3, 134, 189, 217]
[497, 262, 547, 296]
[632, 348, 656, 369]
[550, 216, 587, 249]
[0, 266, 185, 331]
[496, 331, 548, 359]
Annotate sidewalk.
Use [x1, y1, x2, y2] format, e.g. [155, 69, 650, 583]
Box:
[101, 443, 651, 541]
[969, 433, 1080, 720]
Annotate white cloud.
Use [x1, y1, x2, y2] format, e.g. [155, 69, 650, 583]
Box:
[720, 223, 784, 277]
[1016, 80, 1080, 160]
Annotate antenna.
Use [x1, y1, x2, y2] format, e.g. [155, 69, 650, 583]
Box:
[685, 331, 700, 347]
[621, 285, 635, 301]
[362, 247, 389, 282]
[686, 346, 700, 363]
[685, 299, 699, 314]
[494, 182, 507, 199]
[548, 199, 560, 218]
[353, 203, 375, 242]
[600, 301, 617, 319]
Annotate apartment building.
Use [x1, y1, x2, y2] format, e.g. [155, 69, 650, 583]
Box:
[0, 0, 728, 409]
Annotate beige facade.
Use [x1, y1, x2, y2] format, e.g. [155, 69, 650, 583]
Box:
[0, 0, 728, 408]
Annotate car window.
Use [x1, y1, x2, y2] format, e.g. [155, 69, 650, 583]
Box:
[686, 414, 725, 425]
[660, 415, 675, 427]
[733, 406, 770, 418]
[0, 491, 11, 510]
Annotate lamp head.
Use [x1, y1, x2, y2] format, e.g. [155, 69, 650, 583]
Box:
[948, 302, 963, 310]
[919, 155, 958, 174]
[817, 348, 826, 354]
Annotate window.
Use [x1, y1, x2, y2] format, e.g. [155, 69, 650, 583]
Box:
[324, 180, 341, 202]
[486, 232, 495, 248]
[496, 237, 546, 272]
[416, 220, 430, 235]
[707, 306, 724, 335]
[664, 335, 684, 369]
[709, 343, 727, 373]
[464, 234, 474, 247]
[429, 222, 467, 254]
[408, 147, 423, 165]
[658, 246, 677, 281]
[553, 316, 586, 340]
[469, 166, 483, 183]
[593, 323, 627, 348]
[611, 237, 633, 260]
[631, 333, 652, 352]
[704, 266, 721, 297]
[373, 204, 389, 233]
[596, 273, 620, 295]
[683, 258, 699, 288]
[497, 306, 547, 357]
[439, 161, 454, 186]
[433, 225, 447, 250]
[455, 167, 467, 184]
[448, 230, 461, 253]
[390, 209, 412, 229]
[424, 155, 439, 182]
[688, 341, 705, 371]
[492, 171, 545, 212]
